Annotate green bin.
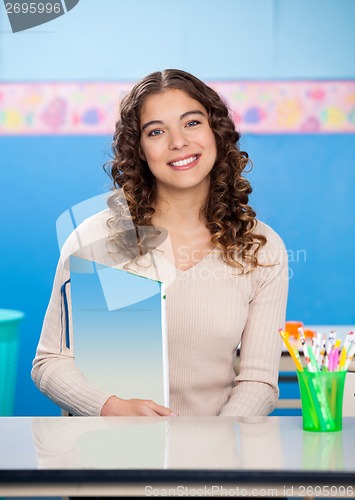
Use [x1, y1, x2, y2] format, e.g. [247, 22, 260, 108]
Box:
[297, 368, 346, 432]
[0, 309, 24, 415]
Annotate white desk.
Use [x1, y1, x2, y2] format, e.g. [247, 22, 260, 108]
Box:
[0, 416, 354, 497]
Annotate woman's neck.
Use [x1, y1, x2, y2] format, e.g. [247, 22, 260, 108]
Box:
[153, 192, 207, 230]
[152, 180, 209, 230]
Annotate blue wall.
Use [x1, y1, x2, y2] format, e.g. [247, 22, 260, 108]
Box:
[243, 134, 355, 324]
[1, 0, 355, 80]
[0, 136, 112, 415]
[0, 0, 354, 416]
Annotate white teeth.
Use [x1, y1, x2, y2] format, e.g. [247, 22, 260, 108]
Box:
[170, 155, 197, 167]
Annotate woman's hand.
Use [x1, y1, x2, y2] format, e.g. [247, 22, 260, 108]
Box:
[100, 395, 177, 416]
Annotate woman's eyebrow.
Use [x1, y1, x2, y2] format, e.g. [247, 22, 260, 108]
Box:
[141, 110, 206, 132]
[141, 120, 163, 132]
[180, 110, 206, 120]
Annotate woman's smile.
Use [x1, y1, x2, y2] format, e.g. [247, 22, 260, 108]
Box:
[168, 154, 200, 170]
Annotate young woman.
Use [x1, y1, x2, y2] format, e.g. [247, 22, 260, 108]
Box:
[32, 69, 288, 417]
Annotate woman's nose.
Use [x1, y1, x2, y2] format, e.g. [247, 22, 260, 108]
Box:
[168, 129, 189, 150]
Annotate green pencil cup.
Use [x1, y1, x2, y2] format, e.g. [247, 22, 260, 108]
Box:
[297, 369, 346, 432]
[0, 309, 24, 416]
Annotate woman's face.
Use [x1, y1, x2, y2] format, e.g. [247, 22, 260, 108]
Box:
[139, 89, 217, 195]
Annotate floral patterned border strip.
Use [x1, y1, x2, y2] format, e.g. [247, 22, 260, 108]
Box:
[0, 81, 354, 135]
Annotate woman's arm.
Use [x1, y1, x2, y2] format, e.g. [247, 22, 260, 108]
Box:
[31, 230, 114, 416]
[219, 229, 289, 416]
[32, 217, 173, 417]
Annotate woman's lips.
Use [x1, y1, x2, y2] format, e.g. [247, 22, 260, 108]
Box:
[168, 154, 200, 170]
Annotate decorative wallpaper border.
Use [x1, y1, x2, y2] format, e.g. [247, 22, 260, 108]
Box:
[0, 81, 354, 135]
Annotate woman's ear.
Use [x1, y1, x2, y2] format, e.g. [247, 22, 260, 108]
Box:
[139, 146, 146, 161]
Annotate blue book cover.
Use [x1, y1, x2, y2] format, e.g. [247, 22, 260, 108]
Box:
[70, 255, 169, 406]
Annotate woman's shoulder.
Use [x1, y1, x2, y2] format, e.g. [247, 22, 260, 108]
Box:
[253, 219, 287, 265]
[253, 219, 285, 244]
[75, 208, 111, 236]
[60, 209, 112, 262]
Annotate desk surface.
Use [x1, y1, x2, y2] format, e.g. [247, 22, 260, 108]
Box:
[1, 416, 355, 497]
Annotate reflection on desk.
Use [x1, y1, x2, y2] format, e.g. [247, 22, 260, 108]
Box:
[31, 416, 284, 470]
[0, 416, 354, 471]
[0, 417, 354, 496]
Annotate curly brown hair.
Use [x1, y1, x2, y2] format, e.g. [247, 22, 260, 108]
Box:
[105, 69, 266, 271]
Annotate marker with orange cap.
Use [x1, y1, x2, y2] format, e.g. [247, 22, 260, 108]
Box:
[279, 329, 304, 371]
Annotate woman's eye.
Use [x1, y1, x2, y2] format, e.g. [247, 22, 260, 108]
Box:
[186, 120, 200, 127]
[148, 129, 163, 137]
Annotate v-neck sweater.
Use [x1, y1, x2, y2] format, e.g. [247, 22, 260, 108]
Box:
[32, 209, 288, 417]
